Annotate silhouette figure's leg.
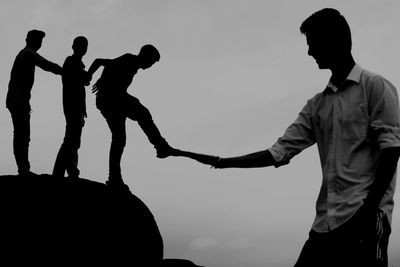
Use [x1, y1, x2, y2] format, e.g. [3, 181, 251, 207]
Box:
[9, 107, 31, 175]
[53, 145, 67, 177]
[65, 115, 84, 178]
[103, 111, 127, 181]
[124, 95, 172, 158]
[294, 231, 326, 267]
[53, 114, 83, 178]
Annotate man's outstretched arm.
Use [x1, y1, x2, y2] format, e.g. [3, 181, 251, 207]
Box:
[87, 58, 111, 76]
[176, 149, 276, 169]
[35, 53, 62, 75]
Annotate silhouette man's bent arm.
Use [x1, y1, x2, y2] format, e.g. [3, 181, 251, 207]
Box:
[87, 58, 111, 76]
[365, 147, 400, 210]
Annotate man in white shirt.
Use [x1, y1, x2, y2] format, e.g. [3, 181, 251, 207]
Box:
[177, 8, 400, 267]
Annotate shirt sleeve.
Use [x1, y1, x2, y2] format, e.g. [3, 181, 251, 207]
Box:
[34, 52, 62, 75]
[369, 76, 400, 149]
[268, 100, 316, 167]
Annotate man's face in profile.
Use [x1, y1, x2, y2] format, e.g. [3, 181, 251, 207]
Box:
[74, 43, 88, 57]
[141, 56, 158, 69]
[306, 33, 337, 70]
[30, 38, 43, 52]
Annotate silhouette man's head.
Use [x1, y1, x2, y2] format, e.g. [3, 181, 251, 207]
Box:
[72, 36, 88, 57]
[300, 8, 352, 70]
[138, 44, 160, 69]
[26, 29, 45, 52]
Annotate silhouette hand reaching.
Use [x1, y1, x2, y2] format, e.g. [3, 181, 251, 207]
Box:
[175, 150, 221, 168]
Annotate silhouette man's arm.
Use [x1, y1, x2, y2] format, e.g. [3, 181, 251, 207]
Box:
[364, 146, 400, 210]
[177, 149, 275, 169]
[34, 53, 62, 75]
[87, 58, 111, 76]
[353, 146, 400, 238]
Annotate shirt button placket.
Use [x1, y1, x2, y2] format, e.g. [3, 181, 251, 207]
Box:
[327, 93, 340, 230]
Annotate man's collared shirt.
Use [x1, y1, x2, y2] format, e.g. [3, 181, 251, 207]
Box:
[268, 64, 400, 232]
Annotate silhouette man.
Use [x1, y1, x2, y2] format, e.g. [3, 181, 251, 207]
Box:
[88, 45, 176, 189]
[177, 8, 400, 267]
[7, 29, 62, 176]
[53, 36, 91, 178]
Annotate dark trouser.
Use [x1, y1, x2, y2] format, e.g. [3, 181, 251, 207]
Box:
[8, 106, 31, 174]
[98, 95, 168, 180]
[294, 209, 391, 267]
[53, 113, 85, 177]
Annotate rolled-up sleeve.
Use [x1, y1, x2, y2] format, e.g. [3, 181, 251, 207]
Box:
[268, 101, 316, 167]
[369, 76, 400, 149]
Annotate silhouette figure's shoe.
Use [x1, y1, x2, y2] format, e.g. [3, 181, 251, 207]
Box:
[106, 179, 131, 193]
[68, 175, 80, 180]
[156, 144, 179, 158]
[18, 170, 38, 177]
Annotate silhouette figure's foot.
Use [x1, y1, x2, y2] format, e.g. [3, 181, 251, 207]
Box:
[18, 170, 38, 177]
[106, 179, 131, 194]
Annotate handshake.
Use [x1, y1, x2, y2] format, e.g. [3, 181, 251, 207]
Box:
[173, 149, 223, 168]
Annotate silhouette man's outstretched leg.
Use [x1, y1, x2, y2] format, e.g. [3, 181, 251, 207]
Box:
[124, 95, 174, 158]
[9, 106, 31, 175]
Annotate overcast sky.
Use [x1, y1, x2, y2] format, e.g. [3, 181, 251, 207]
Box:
[1, 1, 399, 266]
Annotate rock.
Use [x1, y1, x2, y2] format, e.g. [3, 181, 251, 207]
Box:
[0, 174, 163, 266]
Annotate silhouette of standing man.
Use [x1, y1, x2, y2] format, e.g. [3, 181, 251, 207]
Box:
[7, 30, 62, 176]
[53, 36, 91, 178]
[88, 45, 176, 190]
[177, 8, 400, 267]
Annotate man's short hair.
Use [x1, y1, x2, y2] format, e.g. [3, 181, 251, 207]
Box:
[139, 44, 160, 62]
[26, 29, 45, 43]
[300, 8, 352, 52]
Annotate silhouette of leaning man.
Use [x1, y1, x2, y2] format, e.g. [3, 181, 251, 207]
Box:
[176, 8, 400, 267]
[88, 45, 176, 189]
[53, 36, 91, 179]
[7, 29, 62, 176]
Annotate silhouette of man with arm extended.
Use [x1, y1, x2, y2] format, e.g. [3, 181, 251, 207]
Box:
[88, 44, 176, 190]
[7, 29, 62, 176]
[53, 36, 91, 179]
[177, 8, 400, 267]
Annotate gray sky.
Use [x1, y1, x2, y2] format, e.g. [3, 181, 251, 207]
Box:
[1, 1, 400, 266]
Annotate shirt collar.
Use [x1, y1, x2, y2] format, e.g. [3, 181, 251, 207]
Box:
[325, 64, 362, 93]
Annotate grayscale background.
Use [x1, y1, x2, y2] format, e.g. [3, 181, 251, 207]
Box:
[0, 1, 399, 266]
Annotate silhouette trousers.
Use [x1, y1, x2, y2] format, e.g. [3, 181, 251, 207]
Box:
[97, 95, 168, 180]
[53, 113, 85, 177]
[8, 106, 31, 174]
[294, 209, 390, 267]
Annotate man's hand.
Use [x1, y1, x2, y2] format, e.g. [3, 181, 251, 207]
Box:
[84, 73, 92, 86]
[92, 84, 99, 94]
[175, 150, 221, 167]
